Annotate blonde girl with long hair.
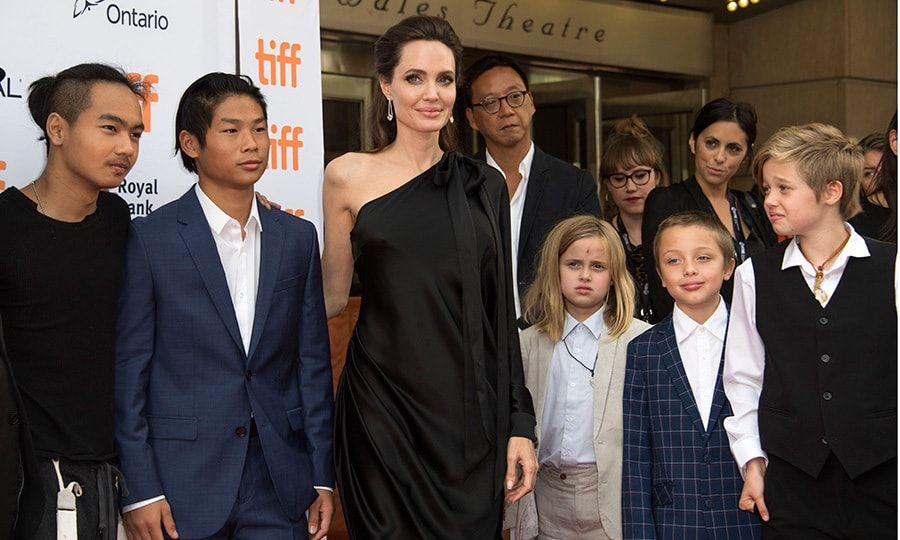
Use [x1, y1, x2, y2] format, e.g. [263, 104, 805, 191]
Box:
[507, 215, 650, 540]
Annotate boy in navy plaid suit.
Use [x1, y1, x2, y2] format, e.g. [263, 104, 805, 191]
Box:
[622, 211, 760, 539]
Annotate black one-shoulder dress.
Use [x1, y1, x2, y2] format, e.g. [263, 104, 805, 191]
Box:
[334, 153, 535, 539]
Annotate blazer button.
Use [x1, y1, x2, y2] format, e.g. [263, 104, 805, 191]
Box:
[235, 426, 248, 437]
[820, 354, 831, 363]
[818, 317, 829, 325]
[704, 498, 713, 509]
[822, 391, 832, 401]
[8, 413, 19, 425]
[703, 453, 712, 463]
[559, 473, 567, 480]
[245, 370, 252, 381]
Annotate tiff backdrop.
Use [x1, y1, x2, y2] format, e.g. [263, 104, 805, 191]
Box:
[0, 0, 325, 237]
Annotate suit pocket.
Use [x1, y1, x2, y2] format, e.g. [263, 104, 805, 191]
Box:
[651, 480, 674, 507]
[286, 407, 305, 432]
[147, 416, 198, 441]
[274, 275, 301, 292]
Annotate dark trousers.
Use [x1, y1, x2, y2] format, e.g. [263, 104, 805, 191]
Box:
[762, 453, 897, 540]
[177, 435, 308, 540]
[31, 458, 118, 540]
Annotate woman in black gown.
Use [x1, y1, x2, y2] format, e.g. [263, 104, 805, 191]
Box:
[321, 16, 537, 539]
[641, 98, 776, 322]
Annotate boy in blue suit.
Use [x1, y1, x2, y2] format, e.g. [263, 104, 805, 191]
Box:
[622, 211, 760, 539]
[115, 73, 334, 540]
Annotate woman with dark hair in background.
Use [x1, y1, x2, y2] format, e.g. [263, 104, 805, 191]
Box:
[849, 131, 891, 240]
[642, 98, 776, 322]
[859, 113, 897, 242]
[321, 15, 537, 539]
[600, 116, 668, 323]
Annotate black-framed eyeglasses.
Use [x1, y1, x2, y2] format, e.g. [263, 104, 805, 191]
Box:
[471, 90, 528, 114]
[607, 169, 654, 188]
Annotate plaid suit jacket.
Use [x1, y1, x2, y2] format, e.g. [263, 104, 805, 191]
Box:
[622, 314, 760, 540]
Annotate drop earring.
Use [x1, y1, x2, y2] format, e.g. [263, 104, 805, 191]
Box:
[386, 98, 394, 121]
[449, 114, 454, 124]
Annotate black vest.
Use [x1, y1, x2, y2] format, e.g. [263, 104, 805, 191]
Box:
[753, 238, 897, 479]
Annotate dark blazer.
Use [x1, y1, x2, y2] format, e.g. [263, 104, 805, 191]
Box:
[622, 315, 761, 540]
[0, 315, 43, 539]
[115, 189, 334, 538]
[641, 176, 776, 322]
[475, 145, 601, 301]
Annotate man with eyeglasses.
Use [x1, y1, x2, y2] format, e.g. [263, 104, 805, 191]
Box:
[464, 54, 601, 321]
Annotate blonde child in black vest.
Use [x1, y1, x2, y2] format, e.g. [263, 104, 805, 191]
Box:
[723, 123, 897, 539]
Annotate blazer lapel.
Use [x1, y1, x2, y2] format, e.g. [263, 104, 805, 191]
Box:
[533, 333, 556, 438]
[706, 349, 728, 434]
[247, 206, 284, 362]
[177, 189, 244, 355]
[592, 331, 618, 441]
[518, 148, 549, 258]
[657, 318, 707, 436]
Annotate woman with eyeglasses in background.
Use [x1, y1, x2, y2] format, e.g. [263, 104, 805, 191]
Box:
[600, 116, 668, 323]
[641, 98, 776, 322]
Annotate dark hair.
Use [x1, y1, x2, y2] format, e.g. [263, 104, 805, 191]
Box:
[859, 132, 887, 154]
[874, 112, 897, 241]
[370, 15, 462, 152]
[174, 72, 267, 173]
[463, 54, 530, 107]
[690, 97, 758, 149]
[27, 63, 141, 154]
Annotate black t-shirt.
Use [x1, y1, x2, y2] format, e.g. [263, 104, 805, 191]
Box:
[0, 187, 129, 460]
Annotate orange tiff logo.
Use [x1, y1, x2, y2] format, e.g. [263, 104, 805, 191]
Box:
[127, 73, 159, 132]
[256, 39, 301, 87]
[270, 123, 303, 171]
[272, 0, 297, 3]
[0, 160, 6, 191]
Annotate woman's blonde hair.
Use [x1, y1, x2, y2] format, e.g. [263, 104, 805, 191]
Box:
[523, 215, 636, 341]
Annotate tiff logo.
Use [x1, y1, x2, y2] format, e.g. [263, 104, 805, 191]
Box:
[271, 0, 296, 3]
[256, 39, 301, 87]
[127, 73, 159, 132]
[270, 123, 303, 171]
[0, 160, 6, 191]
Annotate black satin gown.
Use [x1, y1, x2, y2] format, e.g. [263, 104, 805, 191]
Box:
[334, 153, 536, 539]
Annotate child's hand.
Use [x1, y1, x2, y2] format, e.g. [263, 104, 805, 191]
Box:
[739, 457, 769, 521]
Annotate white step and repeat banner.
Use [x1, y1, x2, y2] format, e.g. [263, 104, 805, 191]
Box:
[0, 0, 324, 234]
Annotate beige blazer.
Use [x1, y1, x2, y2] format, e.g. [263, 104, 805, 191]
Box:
[508, 317, 650, 540]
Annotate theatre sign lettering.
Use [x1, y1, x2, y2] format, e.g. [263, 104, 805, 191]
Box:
[322, 0, 713, 77]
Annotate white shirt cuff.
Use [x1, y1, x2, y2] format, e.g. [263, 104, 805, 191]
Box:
[122, 495, 166, 513]
[313, 486, 333, 493]
[731, 437, 767, 478]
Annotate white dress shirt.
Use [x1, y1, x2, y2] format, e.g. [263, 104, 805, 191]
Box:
[672, 297, 728, 430]
[723, 224, 899, 474]
[539, 308, 603, 468]
[486, 142, 535, 318]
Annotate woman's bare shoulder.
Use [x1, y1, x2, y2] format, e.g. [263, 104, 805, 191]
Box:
[325, 152, 376, 189]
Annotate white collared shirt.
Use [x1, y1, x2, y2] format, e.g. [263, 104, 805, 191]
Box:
[486, 142, 535, 318]
[195, 184, 262, 354]
[672, 297, 728, 430]
[539, 308, 603, 468]
[723, 224, 900, 474]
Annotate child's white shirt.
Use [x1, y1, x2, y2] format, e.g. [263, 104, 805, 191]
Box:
[673, 297, 728, 431]
[539, 307, 603, 468]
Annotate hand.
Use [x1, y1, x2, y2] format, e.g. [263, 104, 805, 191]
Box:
[123, 499, 178, 540]
[256, 192, 282, 211]
[504, 436, 538, 504]
[307, 488, 334, 540]
[739, 457, 769, 521]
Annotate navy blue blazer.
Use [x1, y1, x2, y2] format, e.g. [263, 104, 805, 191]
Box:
[622, 314, 759, 540]
[115, 188, 333, 538]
